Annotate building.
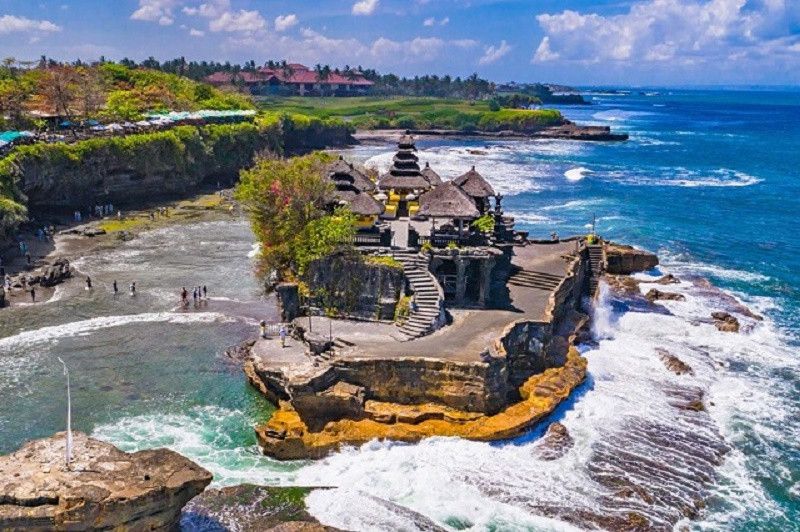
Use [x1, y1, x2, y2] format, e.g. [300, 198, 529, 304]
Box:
[377, 135, 433, 218]
[205, 64, 374, 97]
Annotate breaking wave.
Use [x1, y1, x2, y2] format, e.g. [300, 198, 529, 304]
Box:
[564, 167, 592, 182]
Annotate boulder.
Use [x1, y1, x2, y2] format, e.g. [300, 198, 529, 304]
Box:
[292, 382, 367, 431]
[0, 431, 212, 531]
[711, 311, 740, 333]
[656, 348, 694, 375]
[655, 274, 680, 285]
[605, 243, 659, 275]
[82, 228, 107, 237]
[644, 289, 686, 303]
[38, 258, 72, 288]
[534, 422, 574, 461]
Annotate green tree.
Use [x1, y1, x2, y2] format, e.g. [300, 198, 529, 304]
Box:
[103, 90, 143, 121]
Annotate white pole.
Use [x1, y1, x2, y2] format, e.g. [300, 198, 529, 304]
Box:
[57, 357, 73, 469]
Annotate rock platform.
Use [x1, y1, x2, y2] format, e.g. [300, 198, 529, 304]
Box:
[0, 432, 211, 531]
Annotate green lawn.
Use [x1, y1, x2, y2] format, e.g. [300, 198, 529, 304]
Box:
[256, 96, 564, 131]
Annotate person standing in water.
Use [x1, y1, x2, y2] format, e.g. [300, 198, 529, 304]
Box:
[113, 280, 118, 295]
[30, 287, 35, 303]
[181, 287, 188, 305]
[85, 276, 92, 290]
[202, 285, 207, 299]
[129, 281, 136, 296]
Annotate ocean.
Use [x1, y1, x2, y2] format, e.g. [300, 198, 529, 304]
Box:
[1, 88, 798, 530]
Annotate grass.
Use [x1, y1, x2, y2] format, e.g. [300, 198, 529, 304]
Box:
[256, 96, 564, 132]
[365, 254, 404, 270]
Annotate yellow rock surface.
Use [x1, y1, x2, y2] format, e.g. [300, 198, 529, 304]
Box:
[257, 348, 588, 460]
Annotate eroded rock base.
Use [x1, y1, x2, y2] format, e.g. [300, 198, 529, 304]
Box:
[253, 348, 587, 460]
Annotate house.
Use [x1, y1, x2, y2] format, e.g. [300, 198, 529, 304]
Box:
[204, 63, 374, 97]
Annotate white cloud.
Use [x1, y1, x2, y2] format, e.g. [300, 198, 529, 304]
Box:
[130, 0, 178, 25]
[274, 14, 298, 32]
[352, 0, 379, 16]
[208, 9, 266, 32]
[423, 16, 449, 27]
[0, 14, 61, 33]
[189, 28, 205, 37]
[479, 40, 512, 64]
[452, 39, 479, 49]
[532, 0, 800, 66]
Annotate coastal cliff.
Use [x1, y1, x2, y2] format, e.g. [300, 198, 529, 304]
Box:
[0, 431, 211, 531]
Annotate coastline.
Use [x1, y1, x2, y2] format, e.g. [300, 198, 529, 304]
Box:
[354, 123, 629, 144]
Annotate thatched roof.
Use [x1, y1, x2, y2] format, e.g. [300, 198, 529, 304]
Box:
[378, 172, 431, 190]
[348, 193, 385, 216]
[421, 162, 443, 187]
[418, 182, 479, 219]
[398, 134, 416, 149]
[327, 156, 375, 193]
[452, 166, 496, 198]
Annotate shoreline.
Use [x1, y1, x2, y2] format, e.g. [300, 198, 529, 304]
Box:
[354, 123, 628, 144]
[1, 188, 240, 309]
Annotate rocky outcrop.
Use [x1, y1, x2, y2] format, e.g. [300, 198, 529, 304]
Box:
[711, 311, 740, 333]
[0, 431, 212, 531]
[303, 251, 405, 321]
[656, 274, 680, 285]
[605, 243, 659, 275]
[182, 485, 338, 532]
[657, 348, 694, 375]
[255, 348, 587, 460]
[36, 258, 72, 288]
[534, 422, 574, 461]
[645, 289, 686, 302]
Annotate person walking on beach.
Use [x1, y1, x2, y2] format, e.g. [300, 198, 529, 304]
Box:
[129, 281, 136, 296]
[259, 320, 267, 339]
[85, 276, 92, 290]
[181, 287, 188, 305]
[279, 324, 287, 348]
[202, 285, 207, 299]
[30, 287, 35, 303]
[113, 280, 118, 296]
[192, 288, 197, 304]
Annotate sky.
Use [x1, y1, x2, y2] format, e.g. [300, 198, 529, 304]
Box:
[0, 0, 799, 85]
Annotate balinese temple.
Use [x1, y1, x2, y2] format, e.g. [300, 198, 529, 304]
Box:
[421, 162, 443, 187]
[326, 156, 384, 228]
[377, 135, 432, 218]
[452, 166, 497, 214]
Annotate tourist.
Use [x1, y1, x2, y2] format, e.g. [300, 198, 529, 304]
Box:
[113, 280, 118, 295]
[279, 324, 287, 348]
[129, 281, 136, 296]
[18, 241, 24, 256]
[30, 287, 35, 303]
[192, 288, 197, 303]
[117, 210, 122, 220]
[85, 276, 92, 290]
[202, 285, 207, 299]
[260, 320, 267, 339]
[181, 287, 188, 304]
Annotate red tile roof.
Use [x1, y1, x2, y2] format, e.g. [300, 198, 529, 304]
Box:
[204, 64, 373, 87]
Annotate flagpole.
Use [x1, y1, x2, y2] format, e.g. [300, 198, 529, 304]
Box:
[57, 357, 72, 470]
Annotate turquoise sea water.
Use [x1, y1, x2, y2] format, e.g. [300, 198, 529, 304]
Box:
[1, 89, 798, 530]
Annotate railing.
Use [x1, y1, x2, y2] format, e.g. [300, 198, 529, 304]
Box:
[419, 232, 489, 248]
[260, 322, 291, 337]
[350, 231, 391, 247]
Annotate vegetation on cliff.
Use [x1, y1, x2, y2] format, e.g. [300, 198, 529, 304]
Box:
[258, 96, 564, 132]
[236, 152, 357, 279]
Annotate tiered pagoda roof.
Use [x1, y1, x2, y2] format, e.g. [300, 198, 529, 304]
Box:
[326, 156, 383, 216]
[452, 166, 496, 198]
[378, 135, 431, 190]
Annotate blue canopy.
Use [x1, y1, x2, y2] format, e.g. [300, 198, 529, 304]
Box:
[59, 121, 74, 128]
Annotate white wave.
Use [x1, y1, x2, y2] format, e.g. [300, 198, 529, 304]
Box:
[505, 211, 554, 225]
[607, 168, 762, 188]
[657, 251, 771, 284]
[541, 199, 606, 211]
[564, 167, 591, 182]
[592, 109, 653, 122]
[0, 312, 236, 351]
[92, 405, 301, 487]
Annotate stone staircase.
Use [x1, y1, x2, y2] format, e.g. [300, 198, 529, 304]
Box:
[392, 251, 445, 341]
[587, 244, 605, 296]
[507, 269, 563, 291]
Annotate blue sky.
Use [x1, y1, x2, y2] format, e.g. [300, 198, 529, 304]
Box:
[0, 0, 799, 85]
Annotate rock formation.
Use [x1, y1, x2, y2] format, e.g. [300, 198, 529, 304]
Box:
[253, 348, 587, 460]
[657, 348, 694, 375]
[711, 311, 740, 333]
[605, 243, 659, 275]
[182, 485, 338, 531]
[534, 422, 574, 461]
[655, 274, 680, 285]
[0, 432, 212, 531]
[645, 289, 686, 302]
